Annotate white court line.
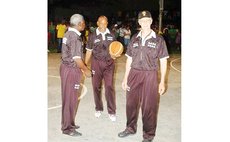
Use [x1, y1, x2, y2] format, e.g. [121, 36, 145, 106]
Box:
[48, 75, 88, 110]
[48, 105, 62, 110]
[170, 58, 181, 72]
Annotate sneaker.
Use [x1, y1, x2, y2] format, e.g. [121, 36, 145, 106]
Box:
[95, 111, 102, 118]
[142, 139, 153, 142]
[109, 114, 116, 122]
[118, 129, 135, 138]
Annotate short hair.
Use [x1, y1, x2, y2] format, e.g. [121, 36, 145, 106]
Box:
[97, 16, 108, 22]
[70, 14, 84, 26]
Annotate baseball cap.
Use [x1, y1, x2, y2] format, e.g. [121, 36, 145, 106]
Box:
[138, 10, 152, 19]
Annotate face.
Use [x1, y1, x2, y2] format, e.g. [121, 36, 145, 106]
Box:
[97, 16, 108, 32]
[138, 17, 152, 30]
[78, 20, 86, 31]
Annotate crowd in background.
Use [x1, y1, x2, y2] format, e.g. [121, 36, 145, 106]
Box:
[48, 14, 181, 54]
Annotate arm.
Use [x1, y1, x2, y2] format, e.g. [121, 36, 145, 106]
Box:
[158, 58, 168, 95]
[85, 50, 92, 65]
[84, 33, 93, 65]
[74, 58, 92, 77]
[122, 57, 132, 91]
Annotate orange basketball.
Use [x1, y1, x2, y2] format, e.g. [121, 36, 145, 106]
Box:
[109, 41, 124, 56]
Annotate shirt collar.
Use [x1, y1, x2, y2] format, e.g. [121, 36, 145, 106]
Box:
[136, 30, 156, 39]
[68, 27, 81, 36]
[96, 28, 110, 35]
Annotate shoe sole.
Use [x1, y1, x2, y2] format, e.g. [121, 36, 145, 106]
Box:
[118, 133, 135, 138]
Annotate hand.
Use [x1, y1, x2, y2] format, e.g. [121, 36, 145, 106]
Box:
[121, 78, 127, 91]
[83, 68, 92, 78]
[158, 82, 166, 95]
[110, 54, 121, 60]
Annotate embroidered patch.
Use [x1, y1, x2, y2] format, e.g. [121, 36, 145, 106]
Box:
[94, 39, 100, 43]
[107, 36, 113, 41]
[74, 84, 80, 90]
[62, 37, 67, 44]
[142, 11, 146, 16]
[147, 42, 156, 48]
[133, 43, 138, 48]
[126, 86, 130, 91]
[92, 70, 95, 75]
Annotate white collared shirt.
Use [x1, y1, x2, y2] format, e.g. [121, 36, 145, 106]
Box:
[68, 27, 81, 36]
[136, 30, 156, 46]
[62, 27, 81, 45]
[96, 28, 110, 40]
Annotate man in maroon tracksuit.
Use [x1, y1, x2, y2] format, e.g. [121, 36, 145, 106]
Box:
[85, 16, 117, 122]
[60, 14, 91, 137]
[118, 11, 169, 142]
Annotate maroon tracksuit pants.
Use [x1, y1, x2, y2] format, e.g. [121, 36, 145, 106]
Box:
[91, 57, 116, 114]
[60, 63, 82, 134]
[126, 68, 160, 140]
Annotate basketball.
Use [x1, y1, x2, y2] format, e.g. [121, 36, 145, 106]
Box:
[109, 41, 124, 57]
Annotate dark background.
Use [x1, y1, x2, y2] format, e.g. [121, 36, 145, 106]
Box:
[48, 0, 181, 29]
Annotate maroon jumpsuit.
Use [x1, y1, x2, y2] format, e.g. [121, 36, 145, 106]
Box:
[86, 29, 116, 115]
[125, 30, 169, 140]
[60, 28, 84, 134]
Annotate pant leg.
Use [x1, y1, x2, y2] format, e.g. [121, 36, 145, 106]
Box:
[141, 70, 159, 140]
[51, 32, 56, 45]
[60, 64, 82, 134]
[126, 69, 143, 133]
[91, 58, 104, 111]
[57, 38, 62, 52]
[103, 60, 116, 114]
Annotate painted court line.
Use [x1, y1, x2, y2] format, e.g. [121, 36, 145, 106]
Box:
[170, 58, 181, 73]
[48, 105, 62, 110]
[48, 75, 88, 110]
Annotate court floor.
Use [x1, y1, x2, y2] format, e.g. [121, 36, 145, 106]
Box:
[48, 53, 181, 142]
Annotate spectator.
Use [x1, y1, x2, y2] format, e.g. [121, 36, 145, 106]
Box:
[123, 25, 131, 53]
[49, 21, 56, 46]
[175, 29, 181, 51]
[56, 19, 67, 53]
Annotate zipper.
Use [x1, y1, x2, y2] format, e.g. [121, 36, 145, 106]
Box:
[141, 45, 143, 60]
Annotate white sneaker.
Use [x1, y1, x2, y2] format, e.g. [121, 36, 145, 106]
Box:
[95, 111, 102, 118]
[109, 114, 116, 122]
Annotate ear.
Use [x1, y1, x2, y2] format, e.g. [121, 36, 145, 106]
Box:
[138, 19, 141, 25]
[97, 21, 99, 27]
[150, 19, 153, 24]
[77, 22, 81, 28]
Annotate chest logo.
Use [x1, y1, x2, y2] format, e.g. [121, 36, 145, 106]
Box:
[147, 42, 156, 48]
[107, 36, 113, 41]
[133, 43, 139, 48]
[62, 37, 67, 44]
[94, 39, 101, 43]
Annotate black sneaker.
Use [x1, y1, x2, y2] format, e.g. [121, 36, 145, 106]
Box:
[63, 130, 82, 137]
[142, 139, 153, 142]
[118, 129, 135, 138]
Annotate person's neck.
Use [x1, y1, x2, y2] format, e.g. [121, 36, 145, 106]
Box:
[141, 29, 152, 39]
[73, 26, 81, 32]
[98, 28, 106, 33]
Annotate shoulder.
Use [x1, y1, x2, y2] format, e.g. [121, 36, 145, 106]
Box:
[130, 33, 138, 41]
[108, 30, 115, 37]
[87, 31, 97, 41]
[88, 31, 96, 38]
[65, 31, 78, 39]
[155, 33, 165, 41]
